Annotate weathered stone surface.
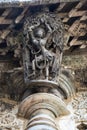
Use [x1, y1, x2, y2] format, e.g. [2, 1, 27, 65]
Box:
[62, 55, 87, 69]
[0, 98, 27, 130]
[62, 55, 87, 89]
[71, 92, 87, 122]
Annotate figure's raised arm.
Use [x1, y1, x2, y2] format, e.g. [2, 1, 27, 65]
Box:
[45, 22, 52, 33]
[28, 22, 40, 31]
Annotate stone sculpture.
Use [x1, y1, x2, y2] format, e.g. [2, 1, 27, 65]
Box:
[23, 11, 64, 82]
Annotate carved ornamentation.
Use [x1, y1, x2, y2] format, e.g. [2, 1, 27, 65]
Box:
[71, 92, 87, 122]
[23, 12, 64, 82]
[0, 99, 26, 130]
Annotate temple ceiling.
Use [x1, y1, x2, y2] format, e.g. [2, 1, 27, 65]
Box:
[0, 0, 86, 55]
[0, 1, 87, 130]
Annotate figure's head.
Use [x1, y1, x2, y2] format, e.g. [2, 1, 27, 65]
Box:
[34, 27, 45, 38]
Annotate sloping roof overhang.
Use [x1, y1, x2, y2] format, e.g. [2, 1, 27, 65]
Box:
[0, 0, 86, 56]
[0, 0, 80, 8]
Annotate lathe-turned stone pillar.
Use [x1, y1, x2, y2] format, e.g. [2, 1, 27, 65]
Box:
[18, 93, 69, 130]
[18, 9, 75, 130]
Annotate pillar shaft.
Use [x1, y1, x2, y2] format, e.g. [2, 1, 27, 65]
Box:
[27, 109, 57, 130]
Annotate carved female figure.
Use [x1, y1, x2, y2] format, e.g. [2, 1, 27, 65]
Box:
[23, 12, 64, 81]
